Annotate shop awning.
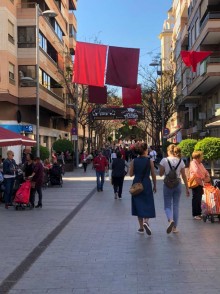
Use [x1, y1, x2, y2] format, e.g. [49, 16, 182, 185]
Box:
[205, 120, 220, 128]
[166, 127, 182, 139]
[0, 127, 36, 147]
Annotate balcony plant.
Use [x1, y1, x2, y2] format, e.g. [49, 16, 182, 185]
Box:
[194, 137, 220, 176]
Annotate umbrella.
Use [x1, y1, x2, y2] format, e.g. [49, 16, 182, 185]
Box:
[0, 126, 36, 147]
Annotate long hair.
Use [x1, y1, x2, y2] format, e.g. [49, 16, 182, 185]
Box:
[134, 142, 148, 156]
[167, 144, 181, 158]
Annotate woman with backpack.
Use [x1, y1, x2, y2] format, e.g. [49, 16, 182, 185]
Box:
[159, 144, 189, 234]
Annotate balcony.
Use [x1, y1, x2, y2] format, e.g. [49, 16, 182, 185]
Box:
[18, 85, 65, 116]
[69, 11, 77, 30]
[180, 0, 188, 18]
[197, 12, 220, 47]
[180, 24, 188, 47]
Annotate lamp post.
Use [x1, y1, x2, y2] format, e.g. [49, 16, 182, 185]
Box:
[67, 95, 79, 168]
[35, 4, 57, 157]
[149, 59, 165, 154]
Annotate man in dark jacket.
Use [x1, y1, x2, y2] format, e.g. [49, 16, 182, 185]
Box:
[112, 151, 129, 199]
[29, 157, 44, 208]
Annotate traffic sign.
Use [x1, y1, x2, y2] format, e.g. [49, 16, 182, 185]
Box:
[163, 128, 170, 136]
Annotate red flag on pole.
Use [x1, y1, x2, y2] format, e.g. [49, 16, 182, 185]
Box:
[106, 46, 140, 88]
[181, 51, 212, 72]
[122, 84, 142, 106]
[88, 85, 107, 104]
[73, 42, 107, 87]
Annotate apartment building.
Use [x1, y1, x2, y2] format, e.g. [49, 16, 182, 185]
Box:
[168, 0, 220, 141]
[0, 0, 78, 160]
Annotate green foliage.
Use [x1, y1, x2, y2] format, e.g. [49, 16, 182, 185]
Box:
[53, 139, 73, 154]
[194, 137, 220, 160]
[32, 145, 50, 161]
[178, 139, 197, 157]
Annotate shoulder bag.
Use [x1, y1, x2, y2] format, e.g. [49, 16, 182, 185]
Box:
[129, 159, 148, 196]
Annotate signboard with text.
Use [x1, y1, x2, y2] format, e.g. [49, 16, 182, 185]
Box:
[89, 107, 145, 120]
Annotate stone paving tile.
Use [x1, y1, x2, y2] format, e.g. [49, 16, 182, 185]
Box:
[4, 169, 220, 294]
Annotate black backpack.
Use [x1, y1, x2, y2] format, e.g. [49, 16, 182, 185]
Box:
[164, 159, 181, 188]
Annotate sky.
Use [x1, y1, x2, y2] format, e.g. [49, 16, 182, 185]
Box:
[75, 0, 173, 71]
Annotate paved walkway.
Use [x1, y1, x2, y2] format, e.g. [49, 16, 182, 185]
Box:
[1, 164, 220, 293]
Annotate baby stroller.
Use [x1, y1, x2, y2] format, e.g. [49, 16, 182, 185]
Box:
[49, 163, 63, 187]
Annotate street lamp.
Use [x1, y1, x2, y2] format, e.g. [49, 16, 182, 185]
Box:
[67, 97, 79, 168]
[149, 59, 165, 154]
[35, 5, 57, 157]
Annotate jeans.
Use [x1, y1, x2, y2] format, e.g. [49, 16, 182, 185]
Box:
[32, 186, 43, 205]
[96, 171, 105, 191]
[4, 177, 15, 204]
[163, 183, 182, 227]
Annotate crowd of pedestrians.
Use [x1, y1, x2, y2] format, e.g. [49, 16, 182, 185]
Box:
[79, 141, 212, 236]
[0, 141, 213, 237]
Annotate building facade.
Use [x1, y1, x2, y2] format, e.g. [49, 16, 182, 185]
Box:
[0, 0, 81, 161]
[162, 0, 220, 143]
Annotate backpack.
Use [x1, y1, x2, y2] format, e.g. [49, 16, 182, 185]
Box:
[164, 159, 182, 188]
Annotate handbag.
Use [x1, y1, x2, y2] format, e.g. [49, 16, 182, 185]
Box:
[188, 176, 198, 189]
[129, 160, 148, 196]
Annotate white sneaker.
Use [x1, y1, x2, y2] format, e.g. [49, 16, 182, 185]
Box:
[143, 222, 152, 235]
[114, 193, 118, 199]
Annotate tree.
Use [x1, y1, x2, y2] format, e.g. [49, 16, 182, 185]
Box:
[194, 137, 220, 176]
[178, 139, 197, 158]
[139, 67, 178, 147]
[32, 145, 50, 161]
[53, 139, 73, 154]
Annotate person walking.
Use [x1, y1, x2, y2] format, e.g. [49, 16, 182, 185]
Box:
[189, 151, 210, 220]
[29, 157, 44, 208]
[3, 150, 17, 209]
[93, 151, 108, 192]
[23, 153, 35, 207]
[111, 151, 129, 199]
[159, 144, 190, 233]
[80, 151, 88, 172]
[149, 146, 158, 169]
[129, 142, 156, 235]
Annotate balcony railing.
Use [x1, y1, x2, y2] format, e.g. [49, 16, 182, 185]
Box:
[200, 12, 220, 32]
[200, 55, 220, 75]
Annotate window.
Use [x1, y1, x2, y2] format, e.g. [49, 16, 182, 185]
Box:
[39, 69, 51, 90]
[50, 19, 64, 42]
[195, 18, 200, 39]
[69, 24, 76, 38]
[8, 20, 14, 44]
[39, 32, 47, 51]
[18, 26, 36, 48]
[55, 21, 63, 41]
[191, 26, 195, 46]
[9, 62, 15, 80]
[19, 65, 36, 87]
